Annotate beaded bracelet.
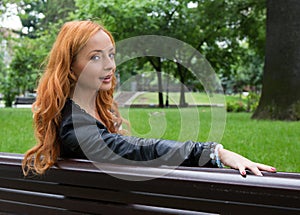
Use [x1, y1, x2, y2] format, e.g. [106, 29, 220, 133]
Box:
[210, 143, 224, 168]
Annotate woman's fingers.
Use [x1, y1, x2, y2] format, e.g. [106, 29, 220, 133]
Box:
[218, 148, 276, 176]
[237, 164, 262, 176]
[238, 162, 276, 176]
[255, 162, 277, 172]
[246, 165, 263, 176]
[238, 166, 247, 176]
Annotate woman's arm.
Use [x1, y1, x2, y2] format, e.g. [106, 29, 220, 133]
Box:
[60, 101, 276, 175]
[60, 112, 217, 167]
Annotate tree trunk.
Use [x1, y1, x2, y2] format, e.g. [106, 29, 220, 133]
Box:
[177, 63, 187, 107]
[157, 70, 164, 108]
[252, 0, 300, 120]
[148, 57, 164, 108]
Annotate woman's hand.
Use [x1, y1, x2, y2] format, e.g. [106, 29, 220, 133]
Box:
[218, 148, 277, 176]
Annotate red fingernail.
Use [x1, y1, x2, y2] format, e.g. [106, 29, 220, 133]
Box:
[241, 171, 246, 175]
[271, 167, 276, 171]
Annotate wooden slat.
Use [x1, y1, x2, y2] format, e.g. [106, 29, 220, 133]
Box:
[0, 152, 299, 214]
[0, 188, 206, 215]
[0, 199, 81, 215]
[1, 162, 299, 211]
[0, 177, 298, 214]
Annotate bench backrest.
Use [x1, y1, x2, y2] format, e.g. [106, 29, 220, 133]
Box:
[0, 152, 299, 214]
[14, 97, 36, 105]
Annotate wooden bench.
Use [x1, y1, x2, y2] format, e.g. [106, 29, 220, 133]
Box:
[0, 152, 299, 215]
[14, 97, 36, 107]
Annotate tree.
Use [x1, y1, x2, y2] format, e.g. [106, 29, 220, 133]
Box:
[0, 28, 19, 106]
[75, 0, 169, 107]
[75, 0, 267, 106]
[0, 0, 76, 106]
[252, 0, 300, 120]
[1, 0, 76, 38]
[72, 0, 267, 107]
[1, 0, 269, 107]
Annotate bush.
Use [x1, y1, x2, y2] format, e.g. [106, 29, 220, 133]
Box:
[246, 92, 260, 112]
[226, 92, 260, 113]
[226, 100, 247, 112]
[0, 71, 19, 107]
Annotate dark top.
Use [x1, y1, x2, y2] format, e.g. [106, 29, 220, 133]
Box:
[59, 99, 217, 167]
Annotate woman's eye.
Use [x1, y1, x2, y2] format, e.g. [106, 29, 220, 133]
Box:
[109, 53, 115, 59]
[91, 55, 101, 61]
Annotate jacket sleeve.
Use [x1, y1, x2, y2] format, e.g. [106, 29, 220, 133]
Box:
[59, 109, 217, 167]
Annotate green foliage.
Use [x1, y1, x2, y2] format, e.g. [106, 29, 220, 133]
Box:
[10, 34, 52, 94]
[0, 0, 76, 105]
[3, 0, 76, 38]
[74, 0, 266, 93]
[0, 35, 4, 78]
[0, 29, 57, 107]
[226, 92, 260, 112]
[246, 91, 260, 112]
[0, 33, 18, 106]
[226, 100, 247, 112]
[0, 68, 19, 107]
[1, 0, 267, 104]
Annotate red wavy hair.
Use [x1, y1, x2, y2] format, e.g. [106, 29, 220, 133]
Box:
[22, 20, 123, 175]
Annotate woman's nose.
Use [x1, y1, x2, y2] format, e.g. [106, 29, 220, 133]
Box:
[104, 56, 115, 70]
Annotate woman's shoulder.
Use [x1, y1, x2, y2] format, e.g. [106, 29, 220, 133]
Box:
[61, 98, 90, 123]
[60, 98, 106, 129]
[61, 98, 73, 118]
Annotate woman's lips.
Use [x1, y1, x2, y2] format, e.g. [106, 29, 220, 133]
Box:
[100, 74, 112, 83]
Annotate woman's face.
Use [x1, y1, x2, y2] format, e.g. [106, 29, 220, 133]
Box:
[72, 30, 116, 92]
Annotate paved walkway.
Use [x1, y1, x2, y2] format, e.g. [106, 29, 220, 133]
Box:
[114, 91, 144, 107]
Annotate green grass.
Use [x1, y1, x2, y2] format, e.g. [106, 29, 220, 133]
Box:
[132, 92, 228, 105]
[122, 107, 300, 173]
[0, 108, 36, 153]
[0, 107, 299, 173]
[222, 113, 300, 173]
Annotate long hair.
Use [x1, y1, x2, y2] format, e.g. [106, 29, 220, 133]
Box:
[22, 20, 123, 176]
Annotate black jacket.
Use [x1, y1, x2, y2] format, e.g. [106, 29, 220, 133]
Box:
[59, 99, 218, 167]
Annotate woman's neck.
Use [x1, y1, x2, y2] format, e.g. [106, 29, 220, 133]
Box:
[70, 88, 98, 118]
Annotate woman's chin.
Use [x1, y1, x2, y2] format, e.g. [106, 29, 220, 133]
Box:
[98, 83, 112, 91]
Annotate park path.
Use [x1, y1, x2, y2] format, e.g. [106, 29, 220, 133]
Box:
[114, 91, 143, 107]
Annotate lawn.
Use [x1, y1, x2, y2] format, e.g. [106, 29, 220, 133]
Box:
[0, 108, 36, 153]
[131, 92, 229, 105]
[0, 107, 299, 173]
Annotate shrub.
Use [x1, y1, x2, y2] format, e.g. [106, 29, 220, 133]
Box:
[226, 92, 260, 113]
[226, 100, 247, 112]
[246, 92, 260, 112]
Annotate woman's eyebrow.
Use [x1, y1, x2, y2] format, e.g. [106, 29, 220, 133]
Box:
[89, 47, 115, 54]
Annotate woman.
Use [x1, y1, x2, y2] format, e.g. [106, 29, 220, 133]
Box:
[22, 20, 276, 176]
